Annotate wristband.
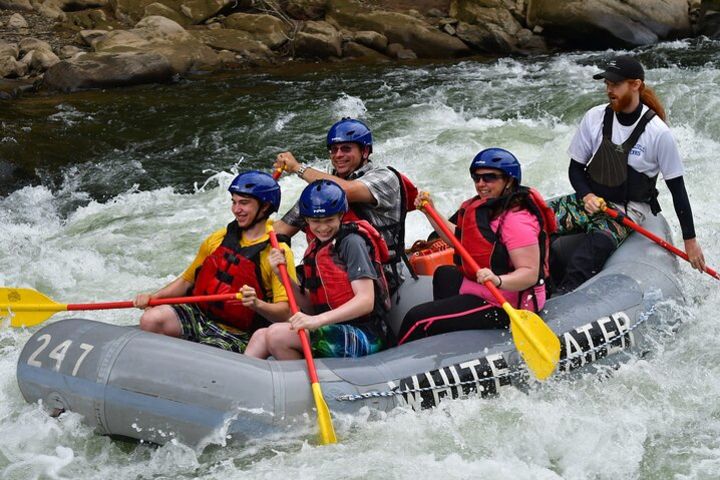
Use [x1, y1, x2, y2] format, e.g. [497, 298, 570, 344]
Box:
[296, 164, 308, 178]
[496, 276, 503, 288]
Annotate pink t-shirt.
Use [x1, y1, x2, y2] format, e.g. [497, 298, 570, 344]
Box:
[458, 208, 546, 311]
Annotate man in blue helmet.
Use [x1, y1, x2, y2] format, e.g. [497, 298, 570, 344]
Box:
[134, 171, 297, 353]
[550, 55, 706, 293]
[272, 118, 410, 292]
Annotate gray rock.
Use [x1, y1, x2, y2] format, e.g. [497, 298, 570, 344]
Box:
[42, 51, 175, 91]
[527, 0, 691, 47]
[190, 29, 273, 63]
[142, 2, 189, 26]
[442, 23, 456, 36]
[65, 8, 111, 30]
[223, 13, 289, 49]
[0, 42, 19, 59]
[89, 16, 220, 74]
[353, 30, 388, 51]
[79, 29, 109, 47]
[455, 21, 515, 53]
[58, 45, 85, 59]
[31, 1, 65, 20]
[8, 13, 29, 29]
[21, 48, 61, 73]
[18, 38, 52, 56]
[328, 4, 470, 58]
[342, 40, 389, 60]
[0, 56, 28, 78]
[290, 20, 343, 58]
[111, 0, 232, 23]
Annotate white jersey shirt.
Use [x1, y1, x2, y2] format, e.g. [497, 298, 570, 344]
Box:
[567, 103, 684, 180]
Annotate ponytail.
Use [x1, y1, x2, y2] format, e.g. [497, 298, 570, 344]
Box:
[640, 83, 667, 123]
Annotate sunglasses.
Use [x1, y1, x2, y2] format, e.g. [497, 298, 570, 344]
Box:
[471, 172, 505, 183]
[329, 144, 355, 154]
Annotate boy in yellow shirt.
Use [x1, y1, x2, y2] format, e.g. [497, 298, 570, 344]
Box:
[134, 171, 296, 353]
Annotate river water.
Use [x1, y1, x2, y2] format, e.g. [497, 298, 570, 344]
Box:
[2, 39, 720, 479]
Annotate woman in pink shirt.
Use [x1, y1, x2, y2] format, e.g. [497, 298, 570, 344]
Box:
[398, 148, 554, 345]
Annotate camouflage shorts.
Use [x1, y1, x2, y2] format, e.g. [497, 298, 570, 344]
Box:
[549, 193, 632, 247]
[172, 304, 250, 353]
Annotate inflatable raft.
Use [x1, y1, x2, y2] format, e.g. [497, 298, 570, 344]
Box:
[16, 213, 682, 446]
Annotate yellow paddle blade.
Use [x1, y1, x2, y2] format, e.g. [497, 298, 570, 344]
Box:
[311, 382, 337, 445]
[0, 287, 67, 328]
[503, 304, 561, 381]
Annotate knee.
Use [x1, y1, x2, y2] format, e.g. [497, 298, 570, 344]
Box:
[265, 324, 289, 355]
[139, 307, 175, 334]
[139, 309, 161, 332]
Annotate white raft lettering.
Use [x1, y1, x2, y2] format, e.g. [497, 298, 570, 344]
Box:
[561, 311, 633, 372]
[390, 353, 509, 410]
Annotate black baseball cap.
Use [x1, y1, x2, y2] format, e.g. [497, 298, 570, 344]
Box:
[592, 55, 645, 82]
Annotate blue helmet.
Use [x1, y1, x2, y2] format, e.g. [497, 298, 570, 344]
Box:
[228, 171, 281, 213]
[326, 118, 373, 153]
[299, 180, 348, 218]
[469, 148, 522, 184]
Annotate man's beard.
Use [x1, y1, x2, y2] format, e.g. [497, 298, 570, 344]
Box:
[609, 90, 634, 112]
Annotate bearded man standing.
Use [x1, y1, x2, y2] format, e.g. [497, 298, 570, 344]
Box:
[550, 55, 706, 292]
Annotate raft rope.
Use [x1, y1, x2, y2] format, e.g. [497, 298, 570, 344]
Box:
[335, 302, 662, 402]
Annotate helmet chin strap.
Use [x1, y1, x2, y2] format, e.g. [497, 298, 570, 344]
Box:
[245, 203, 272, 230]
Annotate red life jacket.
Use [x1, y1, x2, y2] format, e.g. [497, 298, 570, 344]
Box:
[454, 187, 556, 299]
[302, 220, 391, 325]
[191, 221, 269, 331]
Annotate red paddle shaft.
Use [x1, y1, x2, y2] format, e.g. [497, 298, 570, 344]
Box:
[604, 206, 719, 281]
[268, 230, 319, 384]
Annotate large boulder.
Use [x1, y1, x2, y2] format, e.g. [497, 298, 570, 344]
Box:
[527, 0, 692, 47]
[0, 56, 28, 78]
[292, 20, 342, 58]
[42, 51, 175, 91]
[20, 48, 61, 73]
[0, 41, 20, 59]
[18, 38, 52, 56]
[327, 0, 470, 58]
[89, 16, 220, 73]
[449, 0, 525, 52]
[142, 2, 189, 26]
[342, 41, 389, 60]
[109, 0, 231, 23]
[353, 30, 388, 51]
[189, 29, 274, 63]
[222, 13, 289, 49]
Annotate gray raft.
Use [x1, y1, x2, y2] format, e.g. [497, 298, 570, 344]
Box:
[16, 213, 682, 446]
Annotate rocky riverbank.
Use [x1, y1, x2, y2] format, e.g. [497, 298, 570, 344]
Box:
[1, 0, 719, 97]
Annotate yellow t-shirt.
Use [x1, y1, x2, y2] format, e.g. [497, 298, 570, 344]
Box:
[181, 223, 297, 303]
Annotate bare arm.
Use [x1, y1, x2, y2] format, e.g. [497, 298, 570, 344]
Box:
[415, 191, 456, 244]
[273, 219, 300, 237]
[134, 276, 192, 308]
[475, 244, 540, 291]
[273, 151, 376, 204]
[288, 278, 375, 331]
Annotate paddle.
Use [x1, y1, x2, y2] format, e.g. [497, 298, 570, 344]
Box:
[267, 228, 337, 445]
[602, 205, 719, 281]
[420, 201, 561, 380]
[0, 288, 245, 329]
[272, 167, 284, 180]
